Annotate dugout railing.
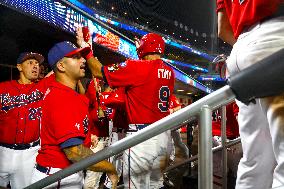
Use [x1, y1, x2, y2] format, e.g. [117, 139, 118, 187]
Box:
[24, 48, 284, 189]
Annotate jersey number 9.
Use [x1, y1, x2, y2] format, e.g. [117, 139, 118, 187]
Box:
[158, 86, 170, 112]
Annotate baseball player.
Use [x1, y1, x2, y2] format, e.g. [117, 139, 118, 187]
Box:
[217, 1, 284, 188]
[212, 102, 240, 188]
[103, 88, 128, 189]
[212, 102, 239, 140]
[84, 79, 113, 189]
[0, 52, 53, 189]
[168, 95, 189, 166]
[77, 28, 175, 189]
[164, 95, 189, 188]
[30, 41, 118, 188]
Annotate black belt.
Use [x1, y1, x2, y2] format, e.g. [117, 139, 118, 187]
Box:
[0, 139, 40, 150]
[36, 164, 50, 174]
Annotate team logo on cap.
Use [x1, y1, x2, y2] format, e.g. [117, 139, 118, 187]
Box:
[67, 41, 77, 48]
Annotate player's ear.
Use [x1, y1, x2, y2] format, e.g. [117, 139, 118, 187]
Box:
[56, 59, 65, 72]
[17, 64, 23, 72]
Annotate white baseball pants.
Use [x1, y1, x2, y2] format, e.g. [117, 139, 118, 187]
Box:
[0, 145, 39, 189]
[84, 137, 108, 189]
[123, 131, 172, 189]
[226, 16, 284, 189]
[31, 166, 83, 188]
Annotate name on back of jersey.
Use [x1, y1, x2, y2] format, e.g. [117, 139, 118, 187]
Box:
[158, 69, 172, 79]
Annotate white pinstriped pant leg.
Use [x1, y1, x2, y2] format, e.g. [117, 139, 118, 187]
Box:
[84, 138, 108, 189]
[123, 131, 171, 189]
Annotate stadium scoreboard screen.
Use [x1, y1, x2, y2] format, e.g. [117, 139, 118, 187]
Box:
[0, 0, 138, 59]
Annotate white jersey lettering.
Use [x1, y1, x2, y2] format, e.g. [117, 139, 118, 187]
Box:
[158, 69, 171, 79]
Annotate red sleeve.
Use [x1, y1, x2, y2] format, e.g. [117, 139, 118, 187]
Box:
[216, 0, 225, 12]
[103, 88, 126, 109]
[35, 73, 55, 92]
[103, 60, 145, 88]
[85, 80, 97, 106]
[85, 80, 100, 124]
[88, 96, 99, 135]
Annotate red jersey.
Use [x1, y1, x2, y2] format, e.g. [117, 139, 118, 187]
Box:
[37, 81, 89, 168]
[216, 0, 281, 38]
[0, 76, 54, 144]
[103, 88, 126, 109]
[212, 102, 239, 139]
[103, 59, 175, 124]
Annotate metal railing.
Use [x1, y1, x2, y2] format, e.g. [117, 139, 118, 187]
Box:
[164, 137, 241, 174]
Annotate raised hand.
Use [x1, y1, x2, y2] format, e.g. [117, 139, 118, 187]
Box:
[76, 27, 92, 49]
[134, 36, 140, 49]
